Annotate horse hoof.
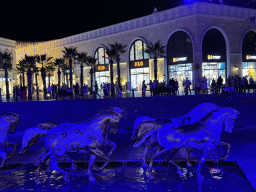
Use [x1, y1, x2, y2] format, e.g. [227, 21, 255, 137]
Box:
[186, 162, 192, 167]
[142, 162, 148, 168]
[64, 173, 70, 182]
[177, 169, 183, 177]
[89, 176, 95, 182]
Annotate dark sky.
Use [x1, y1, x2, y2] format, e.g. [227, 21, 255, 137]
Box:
[0, 0, 254, 42]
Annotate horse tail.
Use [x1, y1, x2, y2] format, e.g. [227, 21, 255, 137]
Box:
[133, 121, 159, 147]
[131, 116, 155, 140]
[20, 122, 57, 154]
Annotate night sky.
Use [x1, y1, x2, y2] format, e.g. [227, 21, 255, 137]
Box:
[0, 0, 254, 42]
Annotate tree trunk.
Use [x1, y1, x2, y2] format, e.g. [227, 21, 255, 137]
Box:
[41, 67, 47, 100]
[4, 64, 10, 100]
[27, 68, 32, 100]
[69, 58, 73, 91]
[80, 64, 84, 96]
[35, 74, 39, 101]
[22, 69, 25, 87]
[57, 68, 61, 91]
[117, 57, 121, 93]
[48, 73, 51, 87]
[154, 56, 158, 83]
[109, 58, 115, 98]
[90, 67, 93, 95]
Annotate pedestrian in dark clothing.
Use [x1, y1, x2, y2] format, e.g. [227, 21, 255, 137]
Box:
[148, 80, 153, 96]
[94, 81, 101, 98]
[142, 80, 147, 96]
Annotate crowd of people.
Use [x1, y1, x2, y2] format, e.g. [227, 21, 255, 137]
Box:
[4, 74, 256, 101]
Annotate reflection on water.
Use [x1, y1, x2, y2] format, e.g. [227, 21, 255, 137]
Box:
[0, 163, 254, 192]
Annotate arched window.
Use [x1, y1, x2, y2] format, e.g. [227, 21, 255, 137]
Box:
[167, 31, 193, 90]
[94, 47, 109, 85]
[129, 39, 149, 91]
[94, 47, 109, 65]
[130, 40, 149, 61]
[202, 28, 227, 86]
[242, 31, 256, 81]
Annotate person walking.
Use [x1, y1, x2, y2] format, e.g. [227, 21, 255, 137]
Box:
[202, 76, 208, 94]
[195, 77, 201, 95]
[142, 80, 147, 96]
[94, 81, 101, 98]
[153, 80, 157, 96]
[184, 77, 191, 95]
[217, 76, 223, 94]
[148, 80, 153, 96]
[211, 78, 216, 94]
[83, 83, 88, 98]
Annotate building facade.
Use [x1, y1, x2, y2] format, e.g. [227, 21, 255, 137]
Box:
[2, 2, 256, 94]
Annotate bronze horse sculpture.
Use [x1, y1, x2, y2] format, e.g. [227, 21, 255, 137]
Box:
[131, 104, 239, 179]
[25, 107, 124, 182]
[0, 112, 20, 167]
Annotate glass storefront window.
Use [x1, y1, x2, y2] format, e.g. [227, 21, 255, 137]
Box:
[131, 68, 150, 91]
[168, 63, 193, 91]
[202, 62, 226, 86]
[95, 71, 109, 87]
[242, 62, 256, 81]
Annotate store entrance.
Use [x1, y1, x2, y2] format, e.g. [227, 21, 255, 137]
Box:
[168, 63, 193, 91]
[202, 62, 226, 86]
[131, 68, 149, 91]
[95, 71, 109, 88]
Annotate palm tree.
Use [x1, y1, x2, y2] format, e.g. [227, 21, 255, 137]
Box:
[62, 47, 78, 94]
[76, 52, 88, 96]
[145, 41, 166, 83]
[25, 55, 37, 100]
[60, 61, 69, 86]
[0, 50, 13, 100]
[16, 59, 27, 87]
[31, 66, 40, 101]
[53, 58, 65, 91]
[105, 46, 116, 97]
[45, 63, 56, 87]
[86, 56, 97, 95]
[36, 55, 53, 99]
[110, 42, 127, 93]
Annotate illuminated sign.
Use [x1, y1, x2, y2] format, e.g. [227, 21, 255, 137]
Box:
[130, 59, 149, 69]
[135, 61, 144, 67]
[173, 57, 187, 62]
[246, 55, 256, 60]
[97, 65, 106, 71]
[208, 55, 221, 60]
[95, 64, 109, 72]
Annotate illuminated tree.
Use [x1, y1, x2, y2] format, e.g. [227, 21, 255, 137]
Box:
[62, 47, 78, 95]
[145, 41, 166, 83]
[0, 50, 12, 100]
[86, 56, 97, 95]
[76, 52, 88, 96]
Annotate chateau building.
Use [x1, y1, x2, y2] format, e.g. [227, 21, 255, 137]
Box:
[1, 2, 256, 94]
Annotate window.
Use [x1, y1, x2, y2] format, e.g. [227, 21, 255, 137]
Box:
[129, 40, 149, 61]
[94, 47, 109, 65]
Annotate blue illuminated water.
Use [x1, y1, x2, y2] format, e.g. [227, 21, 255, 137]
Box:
[0, 162, 254, 192]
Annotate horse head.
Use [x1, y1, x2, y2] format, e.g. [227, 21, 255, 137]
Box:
[0, 113, 20, 134]
[222, 108, 240, 133]
[106, 107, 123, 135]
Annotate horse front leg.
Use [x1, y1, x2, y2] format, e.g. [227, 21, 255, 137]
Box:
[90, 148, 110, 171]
[87, 154, 97, 182]
[0, 152, 6, 168]
[49, 153, 69, 182]
[5, 141, 18, 159]
[105, 140, 116, 157]
[63, 154, 77, 171]
[142, 146, 149, 168]
[196, 147, 214, 179]
[219, 142, 231, 161]
[147, 146, 168, 178]
[186, 148, 193, 167]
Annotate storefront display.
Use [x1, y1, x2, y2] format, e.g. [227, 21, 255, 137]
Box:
[242, 62, 256, 81]
[202, 62, 226, 86]
[130, 40, 149, 90]
[168, 63, 193, 90]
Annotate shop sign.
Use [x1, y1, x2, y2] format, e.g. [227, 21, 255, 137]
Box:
[208, 55, 221, 60]
[130, 59, 149, 69]
[95, 64, 109, 72]
[173, 57, 187, 62]
[246, 55, 256, 60]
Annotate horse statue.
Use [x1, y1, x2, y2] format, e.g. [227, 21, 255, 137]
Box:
[31, 107, 123, 182]
[131, 104, 240, 179]
[0, 112, 20, 167]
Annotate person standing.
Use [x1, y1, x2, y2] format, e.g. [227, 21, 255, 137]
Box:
[83, 84, 88, 98]
[211, 78, 216, 94]
[153, 80, 157, 96]
[202, 76, 208, 94]
[195, 77, 201, 95]
[94, 81, 101, 98]
[184, 77, 191, 95]
[142, 80, 147, 96]
[148, 80, 153, 96]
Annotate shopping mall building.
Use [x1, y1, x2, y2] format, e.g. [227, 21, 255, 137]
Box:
[1, 2, 256, 94]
